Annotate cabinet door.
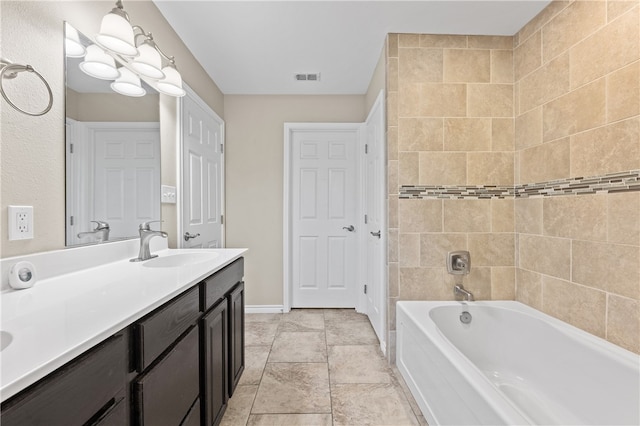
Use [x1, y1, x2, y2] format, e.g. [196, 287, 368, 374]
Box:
[228, 282, 245, 396]
[134, 326, 199, 426]
[201, 300, 228, 426]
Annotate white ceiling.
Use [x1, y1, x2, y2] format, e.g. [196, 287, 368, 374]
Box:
[152, 1, 551, 95]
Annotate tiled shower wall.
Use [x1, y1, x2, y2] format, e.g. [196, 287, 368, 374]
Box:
[387, 0, 640, 357]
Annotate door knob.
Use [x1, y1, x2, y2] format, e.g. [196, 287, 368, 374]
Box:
[184, 232, 200, 241]
[342, 225, 355, 232]
[370, 230, 381, 238]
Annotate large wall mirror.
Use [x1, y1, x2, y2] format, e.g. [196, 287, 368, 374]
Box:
[64, 23, 161, 247]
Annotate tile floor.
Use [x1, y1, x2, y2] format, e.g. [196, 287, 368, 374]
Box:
[220, 309, 427, 426]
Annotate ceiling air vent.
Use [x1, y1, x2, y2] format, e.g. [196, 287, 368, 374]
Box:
[294, 73, 321, 81]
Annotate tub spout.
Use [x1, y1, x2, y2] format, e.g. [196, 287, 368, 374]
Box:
[454, 284, 474, 302]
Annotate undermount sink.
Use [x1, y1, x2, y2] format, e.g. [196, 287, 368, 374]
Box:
[1, 331, 13, 352]
[142, 252, 219, 268]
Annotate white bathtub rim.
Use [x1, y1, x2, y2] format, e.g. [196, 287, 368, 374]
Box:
[396, 300, 640, 425]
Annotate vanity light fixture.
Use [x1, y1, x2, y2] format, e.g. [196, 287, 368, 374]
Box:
[92, 0, 185, 97]
[64, 23, 86, 58]
[79, 44, 120, 80]
[111, 67, 146, 97]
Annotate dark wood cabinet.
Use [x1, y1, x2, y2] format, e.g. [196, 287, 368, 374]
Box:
[1, 333, 126, 426]
[0, 257, 244, 426]
[201, 300, 228, 426]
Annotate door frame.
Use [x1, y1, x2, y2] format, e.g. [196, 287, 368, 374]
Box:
[177, 83, 225, 248]
[283, 122, 365, 313]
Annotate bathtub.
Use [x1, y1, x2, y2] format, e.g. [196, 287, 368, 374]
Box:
[396, 301, 640, 425]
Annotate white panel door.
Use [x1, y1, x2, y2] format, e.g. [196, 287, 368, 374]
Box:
[291, 128, 359, 307]
[181, 90, 224, 248]
[364, 93, 386, 346]
[93, 126, 161, 240]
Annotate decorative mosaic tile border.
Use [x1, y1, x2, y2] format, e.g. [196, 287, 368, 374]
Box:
[399, 170, 640, 199]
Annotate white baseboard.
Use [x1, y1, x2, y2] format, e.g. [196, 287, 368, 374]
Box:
[245, 305, 285, 314]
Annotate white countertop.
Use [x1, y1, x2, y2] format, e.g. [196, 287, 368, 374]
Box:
[0, 246, 246, 402]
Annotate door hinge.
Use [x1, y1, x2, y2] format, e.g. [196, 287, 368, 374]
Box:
[364, 144, 368, 154]
[69, 143, 74, 154]
[220, 214, 224, 225]
[70, 216, 74, 226]
[220, 143, 224, 154]
[364, 214, 368, 224]
[364, 284, 367, 294]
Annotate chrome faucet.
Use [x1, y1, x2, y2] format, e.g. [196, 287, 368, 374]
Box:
[77, 221, 110, 242]
[130, 220, 168, 262]
[454, 284, 475, 302]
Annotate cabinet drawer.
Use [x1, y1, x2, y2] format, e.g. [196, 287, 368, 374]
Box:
[1, 333, 126, 426]
[134, 326, 200, 426]
[181, 397, 201, 426]
[202, 258, 244, 311]
[135, 285, 200, 371]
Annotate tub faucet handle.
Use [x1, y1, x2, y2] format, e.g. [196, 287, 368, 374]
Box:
[447, 251, 471, 275]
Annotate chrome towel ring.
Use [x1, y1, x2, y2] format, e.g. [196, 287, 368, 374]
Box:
[0, 58, 53, 116]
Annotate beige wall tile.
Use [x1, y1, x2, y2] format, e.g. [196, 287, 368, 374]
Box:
[542, 276, 607, 337]
[388, 91, 399, 126]
[492, 267, 516, 300]
[398, 199, 443, 233]
[420, 233, 468, 267]
[468, 35, 513, 49]
[398, 118, 443, 152]
[418, 152, 466, 185]
[608, 192, 640, 245]
[468, 233, 515, 266]
[543, 194, 608, 241]
[443, 200, 491, 232]
[542, 79, 606, 142]
[515, 198, 543, 235]
[443, 118, 491, 151]
[570, 117, 640, 177]
[443, 49, 490, 83]
[607, 0, 639, 21]
[388, 161, 398, 197]
[419, 34, 467, 48]
[388, 298, 398, 331]
[388, 229, 398, 262]
[388, 34, 399, 58]
[398, 34, 419, 47]
[491, 50, 514, 84]
[607, 295, 640, 353]
[468, 84, 513, 117]
[389, 262, 399, 298]
[570, 6, 639, 88]
[467, 152, 514, 186]
[399, 267, 448, 300]
[399, 48, 443, 84]
[388, 196, 398, 228]
[516, 268, 543, 310]
[515, 107, 543, 150]
[572, 240, 640, 299]
[519, 138, 570, 183]
[418, 84, 467, 117]
[462, 266, 492, 300]
[387, 126, 398, 161]
[607, 61, 640, 123]
[542, 1, 607, 63]
[399, 233, 420, 267]
[492, 198, 515, 232]
[519, 234, 571, 280]
[387, 57, 398, 92]
[398, 83, 419, 118]
[514, 30, 542, 81]
[517, 1, 571, 44]
[519, 53, 570, 113]
[492, 118, 515, 151]
[398, 152, 418, 185]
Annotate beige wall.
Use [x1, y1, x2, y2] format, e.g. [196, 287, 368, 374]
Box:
[513, 0, 639, 353]
[224, 95, 366, 306]
[66, 90, 160, 122]
[365, 44, 387, 114]
[1, 1, 223, 257]
[387, 0, 639, 355]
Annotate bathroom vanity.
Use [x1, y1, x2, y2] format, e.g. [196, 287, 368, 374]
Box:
[0, 242, 246, 426]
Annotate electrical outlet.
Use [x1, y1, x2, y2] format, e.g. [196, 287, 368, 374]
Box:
[8, 206, 34, 240]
